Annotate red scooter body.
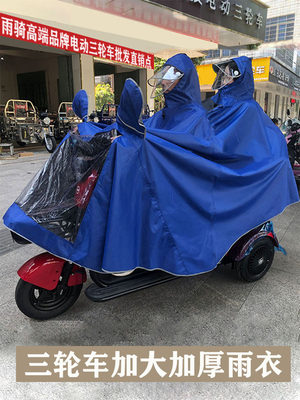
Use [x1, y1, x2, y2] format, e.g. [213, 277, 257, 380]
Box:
[13, 164, 284, 319]
[17, 252, 86, 290]
[16, 169, 95, 291]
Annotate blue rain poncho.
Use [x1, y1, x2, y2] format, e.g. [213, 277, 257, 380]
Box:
[145, 53, 211, 138]
[72, 89, 115, 137]
[3, 55, 299, 276]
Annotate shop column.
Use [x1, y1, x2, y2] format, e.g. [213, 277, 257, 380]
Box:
[80, 54, 96, 115]
[72, 54, 81, 96]
[146, 68, 154, 113]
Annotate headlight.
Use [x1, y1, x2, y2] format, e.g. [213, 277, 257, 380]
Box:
[94, 117, 99, 123]
[43, 117, 50, 125]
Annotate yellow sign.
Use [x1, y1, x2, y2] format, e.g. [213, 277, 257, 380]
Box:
[252, 57, 270, 81]
[197, 57, 271, 87]
[196, 63, 216, 86]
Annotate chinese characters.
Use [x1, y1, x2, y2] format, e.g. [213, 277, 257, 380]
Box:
[189, 0, 264, 28]
[0, 13, 154, 69]
[17, 346, 289, 382]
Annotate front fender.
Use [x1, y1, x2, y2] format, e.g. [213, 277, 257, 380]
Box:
[18, 252, 86, 290]
[18, 252, 65, 290]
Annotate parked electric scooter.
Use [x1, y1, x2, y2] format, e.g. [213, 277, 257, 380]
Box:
[285, 120, 300, 186]
[54, 102, 82, 140]
[39, 111, 57, 153]
[13, 218, 281, 320]
[0, 99, 57, 152]
[11, 134, 283, 320]
[6, 79, 291, 321]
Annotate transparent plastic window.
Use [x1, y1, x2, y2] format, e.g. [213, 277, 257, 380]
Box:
[16, 132, 112, 242]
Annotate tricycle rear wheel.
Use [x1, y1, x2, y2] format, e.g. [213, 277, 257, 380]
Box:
[235, 237, 274, 282]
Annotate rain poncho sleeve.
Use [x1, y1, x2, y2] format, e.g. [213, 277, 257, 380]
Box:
[3, 55, 299, 276]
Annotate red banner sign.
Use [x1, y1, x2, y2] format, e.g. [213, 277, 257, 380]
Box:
[0, 13, 154, 69]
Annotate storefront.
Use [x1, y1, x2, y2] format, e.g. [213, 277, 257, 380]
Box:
[0, 0, 268, 115]
[0, 39, 76, 113]
[0, 11, 154, 115]
[197, 57, 300, 120]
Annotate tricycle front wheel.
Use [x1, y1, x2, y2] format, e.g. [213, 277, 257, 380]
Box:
[235, 237, 274, 282]
[15, 278, 82, 320]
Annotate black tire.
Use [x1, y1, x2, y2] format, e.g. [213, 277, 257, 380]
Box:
[15, 278, 82, 320]
[16, 141, 26, 147]
[235, 237, 274, 282]
[288, 148, 295, 168]
[44, 135, 57, 153]
[54, 125, 61, 140]
[11, 231, 31, 245]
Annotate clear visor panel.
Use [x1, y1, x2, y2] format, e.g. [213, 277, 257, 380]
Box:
[148, 65, 183, 98]
[212, 64, 240, 90]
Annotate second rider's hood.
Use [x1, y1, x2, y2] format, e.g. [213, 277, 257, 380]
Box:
[212, 56, 254, 106]
[116, 78, 145, 137]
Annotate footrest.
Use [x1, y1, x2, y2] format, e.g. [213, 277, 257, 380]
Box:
[85, 270, 178, 302]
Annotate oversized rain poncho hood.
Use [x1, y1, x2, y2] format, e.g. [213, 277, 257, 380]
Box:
[211, 56, 254, 106]
[3, 55, 299, 276]
[145, 53, 209, 135]
[72, 89, 115, 136]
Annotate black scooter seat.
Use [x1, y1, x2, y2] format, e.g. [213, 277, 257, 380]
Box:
[85, 269, 178, 302]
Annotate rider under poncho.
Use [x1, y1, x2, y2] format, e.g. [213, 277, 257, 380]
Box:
[145, 53, 212, 139]
[3, 55, 299, 276]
